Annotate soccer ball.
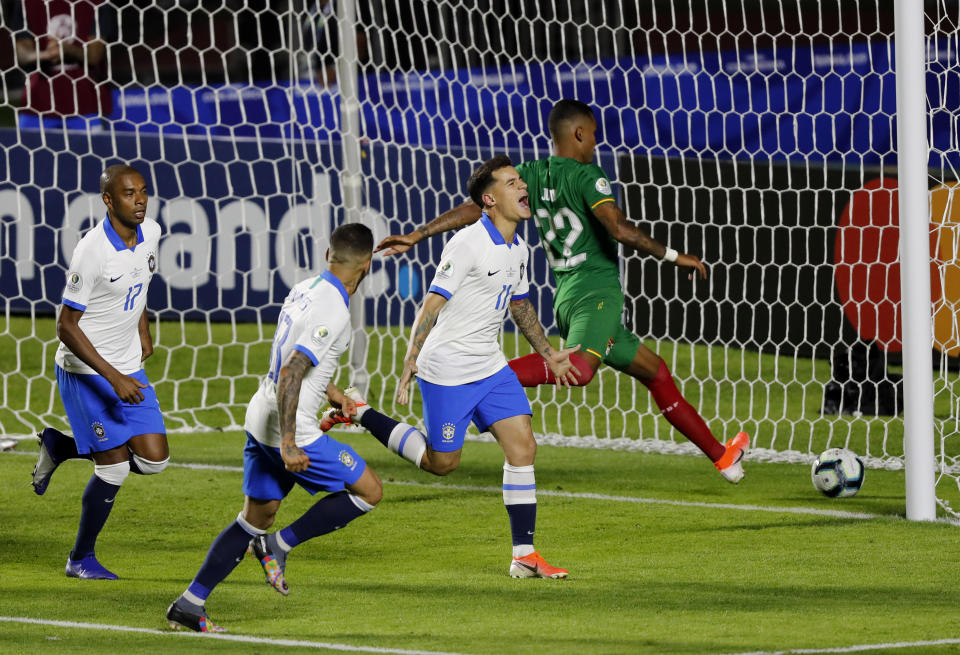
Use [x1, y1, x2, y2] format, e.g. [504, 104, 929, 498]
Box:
[811, 448, 865, 498]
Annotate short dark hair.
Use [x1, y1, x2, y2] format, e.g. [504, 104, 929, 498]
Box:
[329, 222, 373, 262]
[466, 155, 513, 208]
[548, 99, 595, 140]
[100, 164, 143, 195]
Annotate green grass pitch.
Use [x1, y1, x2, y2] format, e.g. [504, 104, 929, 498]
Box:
[2, 316, 960, 653]
[2, 432, 960, 655]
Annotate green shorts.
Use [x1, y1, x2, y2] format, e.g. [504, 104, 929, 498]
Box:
[554, 287, 640, 372]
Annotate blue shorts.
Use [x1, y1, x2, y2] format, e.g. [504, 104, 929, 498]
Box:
[242, 432, 367, 501]
[416, 366, 532, 453]
[56, 365, 166, 455]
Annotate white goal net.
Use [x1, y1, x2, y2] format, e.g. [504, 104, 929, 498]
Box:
[0, 1, 957, 513]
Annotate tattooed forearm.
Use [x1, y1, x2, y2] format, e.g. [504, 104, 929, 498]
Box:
[277, 351, 312, 444]
[626, 227, 666, 258]
[416, 201, 482, 239]
[409, 305, 440, 358]
[404, 294, 446, 363]
[510, 299, 552, 357]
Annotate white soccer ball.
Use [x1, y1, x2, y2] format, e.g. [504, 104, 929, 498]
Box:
[811, 448, 865, 498]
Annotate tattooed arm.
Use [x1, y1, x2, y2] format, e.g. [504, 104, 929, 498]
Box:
[276, 350, 314, 472]
[592, 201, 707, 281]
[396, 292, 447, 404]
[508, 298, 580, 387]
[375, 201, 482, 255]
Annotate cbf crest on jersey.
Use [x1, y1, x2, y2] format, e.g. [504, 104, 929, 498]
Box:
[595, 177, 613, 196]
[66, 272, 82, 293]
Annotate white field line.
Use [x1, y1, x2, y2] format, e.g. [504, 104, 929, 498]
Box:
[720, 637, 960, 654]
[3, 450, 892, 521]
[0, 616, 469, 655]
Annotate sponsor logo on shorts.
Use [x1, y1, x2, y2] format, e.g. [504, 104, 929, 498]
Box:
[66, 272, 82, 293]
[339, 450, 356, 470]
[437, 260, 453, 279]
[441, 422, 456, 443]
[595, 177, 613, 196]
[313, 326, 329, 343]
[92, 421, 106, 441]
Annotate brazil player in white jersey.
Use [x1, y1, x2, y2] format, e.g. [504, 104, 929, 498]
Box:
[324, 156, 579, 579]
[29, 164, 169, 580]
[166, 223, 383, 632]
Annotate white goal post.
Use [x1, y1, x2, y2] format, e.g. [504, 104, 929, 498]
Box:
[0, 0, 956, 519]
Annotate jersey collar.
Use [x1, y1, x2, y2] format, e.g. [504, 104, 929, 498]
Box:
[103, 213, 144, 252]
[320, 270, 350, 307]
[480, 212, 520, 248]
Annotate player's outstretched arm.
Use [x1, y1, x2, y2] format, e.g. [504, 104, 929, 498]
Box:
[592, 202, 707, 281]
[56, 305, 148, 403]
[397, 292, 447, 404]
[375, 200, 482, 255]
[277, 350, 314, 472]
[508, 298, 580, 387]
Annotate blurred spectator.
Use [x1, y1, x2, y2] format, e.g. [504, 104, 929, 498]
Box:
[300, 0, 368, 87]
[11, 0, 117, 131]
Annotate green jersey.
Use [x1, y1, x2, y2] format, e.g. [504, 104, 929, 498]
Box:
[516, 157, 620, 297]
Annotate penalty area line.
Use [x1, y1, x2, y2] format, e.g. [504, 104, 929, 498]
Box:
[169, 460, 886, 520]
[0, 616, 469, 655]
[3, 450, 890, 521]
[720, 636, 960, 654]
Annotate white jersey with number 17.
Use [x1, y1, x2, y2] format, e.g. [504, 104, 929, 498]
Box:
[55, 215, 161, 376]
[244, 271, 352, 449]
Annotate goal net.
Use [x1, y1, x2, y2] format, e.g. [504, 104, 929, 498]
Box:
[1, 1, 957, 513]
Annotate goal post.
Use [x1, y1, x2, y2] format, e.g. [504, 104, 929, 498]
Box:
[0, 0, 955, 519]
[894, 0, 937, 521]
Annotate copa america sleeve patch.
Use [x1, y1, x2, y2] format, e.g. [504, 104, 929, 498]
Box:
[65, 272, 83, 293]
[595, 177, 613, 196]
[436, 260, 454, 279]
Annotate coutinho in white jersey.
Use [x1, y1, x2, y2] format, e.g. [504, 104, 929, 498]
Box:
[56, 216, 161, 375]
[417, 214, 530, 386]
[244, 271, 352, 449]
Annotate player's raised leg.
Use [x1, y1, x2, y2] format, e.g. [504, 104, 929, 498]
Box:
[617, 342, 749, 483]
[31, 427, 92, 496]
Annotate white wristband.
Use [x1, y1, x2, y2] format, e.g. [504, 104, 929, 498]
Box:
[663, 247, 679, 263]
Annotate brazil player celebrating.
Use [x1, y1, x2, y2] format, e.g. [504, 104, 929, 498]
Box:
[166, 224, 383, 632]
[327, 156, 578, 578]
[30, 164, 170, 580]
[377, 99, 749, 483]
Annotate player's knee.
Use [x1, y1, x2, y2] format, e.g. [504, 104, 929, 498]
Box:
[423, 458, 458, 476]
[360, 481, 383, 507]
[131, 454, 169, 475]
[94, 460, 130, 486]
[569, 352, 597, 385]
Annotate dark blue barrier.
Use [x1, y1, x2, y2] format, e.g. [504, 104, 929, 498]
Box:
[108, 41, 960, 169]
[0, 128, 594, 329]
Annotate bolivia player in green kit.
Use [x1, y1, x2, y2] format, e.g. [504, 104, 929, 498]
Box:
[377, 99, 749, 483]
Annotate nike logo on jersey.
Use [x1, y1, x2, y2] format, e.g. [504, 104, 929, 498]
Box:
[104, 497, 115, 503]
[487, 270, 500, 276]
[110, 275, 123, 283]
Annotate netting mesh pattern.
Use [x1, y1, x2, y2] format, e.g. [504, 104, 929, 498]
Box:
[0, 1, 957, 510]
